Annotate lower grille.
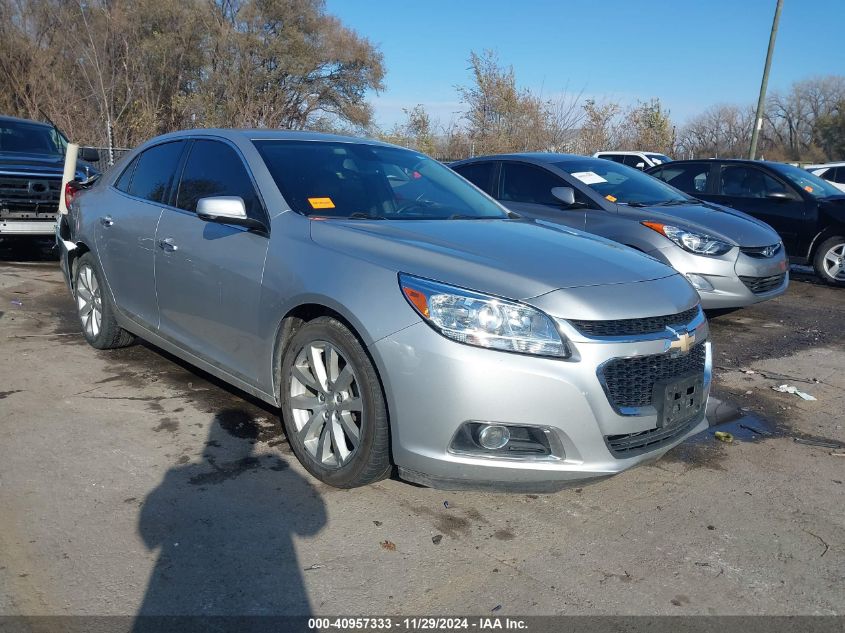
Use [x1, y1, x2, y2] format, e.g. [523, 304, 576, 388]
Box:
[739, 273, 786, 294]
[600, 342, 707, 410]
[605, 414, 701, 458]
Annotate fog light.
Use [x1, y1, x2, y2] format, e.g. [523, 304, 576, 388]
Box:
[477, 424, 510, 450]
[685, 273, 714, 291]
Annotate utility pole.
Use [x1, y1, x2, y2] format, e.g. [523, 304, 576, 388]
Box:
[749, 0, 784, 159]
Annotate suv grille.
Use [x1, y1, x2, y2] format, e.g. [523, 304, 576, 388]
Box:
[0, 175, 61, 214]
[739, 273, 785, 294]
[600, 342, 707, 410]
[569, 305, 700, 338]
[740, 243, 781, 258]
[605, 414, 701, 458]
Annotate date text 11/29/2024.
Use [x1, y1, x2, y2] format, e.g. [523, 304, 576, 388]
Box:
[308, 617, 529, 631]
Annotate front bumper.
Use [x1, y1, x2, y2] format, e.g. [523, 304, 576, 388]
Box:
[369, 316, 711, 491]
[648, 245, 789, 309]
[0, 219, 57, 235]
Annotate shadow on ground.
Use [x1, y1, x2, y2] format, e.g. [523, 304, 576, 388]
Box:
[132, 408, 326, 628]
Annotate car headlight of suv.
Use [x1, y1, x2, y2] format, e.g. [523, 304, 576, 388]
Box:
[642, 221, 733, 256]
[399, 273, 570, 358]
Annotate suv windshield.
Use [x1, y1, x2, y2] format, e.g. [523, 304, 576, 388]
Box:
[769, 162, 843, 199]
[254, 140, 508, 220]
[0, 119, 66, 155]
[554, 158, 691, 206]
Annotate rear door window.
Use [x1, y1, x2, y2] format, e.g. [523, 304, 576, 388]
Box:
[653, 162, 710, 193]
[114, 157, 137, 193]
[127, 141, 186, 204]
[176, 140, 263, 220]
[453, 162, 496, 195]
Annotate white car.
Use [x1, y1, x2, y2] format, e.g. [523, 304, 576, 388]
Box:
[805, 162, 845, 193]
[593, 151, 673, 170]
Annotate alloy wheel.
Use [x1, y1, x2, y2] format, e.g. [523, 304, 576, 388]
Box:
[822, 243, 845, 281]
[288, 341, 363, 468]
[76, 264, 102, 339]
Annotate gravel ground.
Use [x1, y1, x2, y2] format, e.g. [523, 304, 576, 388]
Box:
[1, 240, 843, 617]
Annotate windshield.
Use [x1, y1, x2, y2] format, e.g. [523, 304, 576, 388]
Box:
[0, 120, 65, 155]
[554, 158, 691, 206]
[769, 162, 843, 199]
[647, 154, 672, 164]
[254, 140, 508, 220]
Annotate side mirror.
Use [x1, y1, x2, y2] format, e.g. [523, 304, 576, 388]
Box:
[197, 196, 265, 230]
[551, 186, 576, 206]
[767, 191, 793, 202]
[635, 162, 646, 170]
[78, 147, 100, 162]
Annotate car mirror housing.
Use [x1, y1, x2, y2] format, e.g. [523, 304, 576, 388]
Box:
[197, 196, 265, 230]
[767, 191, 793, 202]
[551, 186, 576, 206]
[78, 147, 100, 162]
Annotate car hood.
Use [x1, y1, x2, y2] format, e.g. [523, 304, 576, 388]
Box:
[310, 218, 677, 300]
[616, 200, 781, 247]
[0, 151, 97, 180]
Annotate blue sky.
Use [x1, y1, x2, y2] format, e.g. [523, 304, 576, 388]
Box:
[324, 0, 844, 129]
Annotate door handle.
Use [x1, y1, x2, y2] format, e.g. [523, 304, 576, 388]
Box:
[100, 216, 114, 227]
[158, 237, 178, 252]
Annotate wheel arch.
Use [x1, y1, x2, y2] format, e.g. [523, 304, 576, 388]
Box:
[807, 224, 845, 261]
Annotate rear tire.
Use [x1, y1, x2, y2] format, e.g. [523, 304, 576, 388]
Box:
[280, 317, 391, 488]
[813, 236, 845, 287]
[73, 253, 135, 349]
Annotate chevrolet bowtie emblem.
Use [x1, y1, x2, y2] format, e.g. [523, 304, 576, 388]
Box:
[666, 326, 695, 355]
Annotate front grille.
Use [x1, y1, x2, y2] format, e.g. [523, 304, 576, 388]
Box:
[600, 342, 707, 410]
[739, 273, 786, 294]
[569, 305, 700, 338]
[740, 243, 781, 258]
[0, 175, 61, 214]
[605, 414, 701, 458]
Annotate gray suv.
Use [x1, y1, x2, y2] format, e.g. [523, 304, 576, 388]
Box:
[59, 130, 711, 490]
[452, 154, 789, 309]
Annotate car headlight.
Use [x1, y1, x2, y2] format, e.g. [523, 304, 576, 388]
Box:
[399, 273, 570, 358]
[642, 221, 733, 256]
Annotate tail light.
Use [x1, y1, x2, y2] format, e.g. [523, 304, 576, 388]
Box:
[64, 181, 81, 208]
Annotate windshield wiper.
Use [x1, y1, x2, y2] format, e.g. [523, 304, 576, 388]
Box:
[346, 212, 388, 220]
[651, 199, 695, 207]
[447, 213, 507, 220]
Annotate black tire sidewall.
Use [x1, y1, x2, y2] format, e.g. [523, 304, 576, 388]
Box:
[280, 317, 389, 487]
[74, 253, 114, 348]
[814, 236, 845, 287]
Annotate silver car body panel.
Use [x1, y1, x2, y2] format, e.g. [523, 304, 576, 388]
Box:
[452, 154, 789, 309]
[60, 130, 713, 489]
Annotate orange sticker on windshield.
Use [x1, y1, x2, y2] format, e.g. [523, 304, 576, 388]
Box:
[804, 185, 814, 193]
[605, 194, 617, 202]
[308, 197, 336, 209]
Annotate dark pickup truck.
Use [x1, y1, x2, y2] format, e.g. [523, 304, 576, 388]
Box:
[1, 115, 99, 238]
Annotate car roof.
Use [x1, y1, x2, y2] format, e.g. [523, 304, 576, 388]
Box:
[142, 128, 399, 149]
[594, 150, 654, 156]
[455, 153, 592, 165]
[805, 162, 845, 169]
[651, 158, 792, 168]
[0, 114, 52, 129]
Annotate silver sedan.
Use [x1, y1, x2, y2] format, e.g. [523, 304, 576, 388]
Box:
[452, 154, 789, 310]
[58, 130, 711, 490]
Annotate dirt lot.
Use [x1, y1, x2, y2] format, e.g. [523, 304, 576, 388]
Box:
[1, 239, 843, 617]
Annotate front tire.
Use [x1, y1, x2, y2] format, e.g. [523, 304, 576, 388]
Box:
[813, 236, 845, 287]
[74, 253, 135, 349]
[280, 317, 391, 488]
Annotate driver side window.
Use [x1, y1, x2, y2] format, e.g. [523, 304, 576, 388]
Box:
[500, 162, 565, 205]
[719, 165, 788, 198]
